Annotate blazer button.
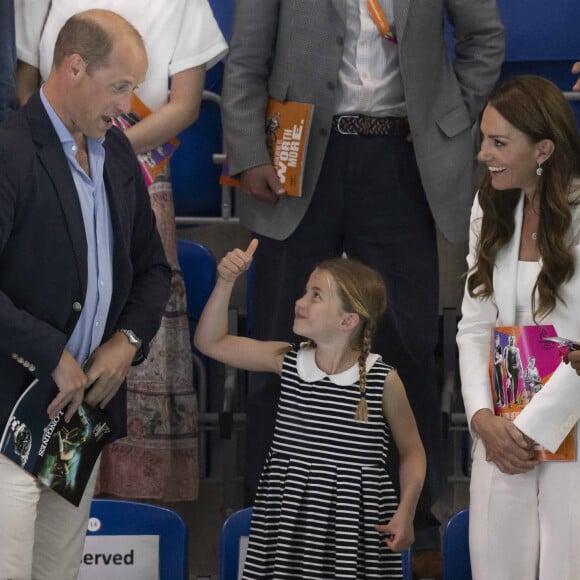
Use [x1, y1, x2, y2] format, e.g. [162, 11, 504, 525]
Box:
[72, 302, 82, 312]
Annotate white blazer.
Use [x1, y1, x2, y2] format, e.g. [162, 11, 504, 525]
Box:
[457, 181, 580, 453]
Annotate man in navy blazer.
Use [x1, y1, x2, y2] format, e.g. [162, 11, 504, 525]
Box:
[0, 10, 170, 579]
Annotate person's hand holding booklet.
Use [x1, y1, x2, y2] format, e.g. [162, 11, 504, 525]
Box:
[541, 336, 580, 362]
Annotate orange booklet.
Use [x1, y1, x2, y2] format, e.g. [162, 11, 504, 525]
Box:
[113, 94, 180, 187]
[490, 325, 576, 461]
[220, 99, 314, 197]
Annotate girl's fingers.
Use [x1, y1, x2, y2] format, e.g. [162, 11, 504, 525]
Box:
[219, 240, 259, 280]
[245, 238, 259, 259]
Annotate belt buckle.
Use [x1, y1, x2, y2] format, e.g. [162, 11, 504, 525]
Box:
[335, 114, 359, 135]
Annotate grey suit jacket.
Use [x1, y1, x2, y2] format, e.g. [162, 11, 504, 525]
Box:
[222, 0, 505, 244]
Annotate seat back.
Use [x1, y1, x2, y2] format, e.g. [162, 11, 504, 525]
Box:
[78, 499, 188, 580]
[177, 238, 216, 476]
[177, 238, 216, 345]
[443, 508, 471, 580]
[401, 548, 412, 580]
[220, 507, 253, 580]
[170, 91, 224, 220]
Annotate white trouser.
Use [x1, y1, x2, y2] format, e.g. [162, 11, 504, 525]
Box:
[0, 453, 100, 580]
[469, 437, 580, 580]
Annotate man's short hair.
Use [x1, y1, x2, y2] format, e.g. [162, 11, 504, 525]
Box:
[53, 13, 113, 75]
[52, 11, 143, 76]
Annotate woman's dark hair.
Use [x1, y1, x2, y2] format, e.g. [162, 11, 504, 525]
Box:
[467, 75, 580, 320]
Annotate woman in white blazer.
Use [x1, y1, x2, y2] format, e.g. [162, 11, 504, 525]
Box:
[457, 76, 580, 580]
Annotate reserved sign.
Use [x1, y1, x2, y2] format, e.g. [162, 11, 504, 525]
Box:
[78, 534, 160, 580]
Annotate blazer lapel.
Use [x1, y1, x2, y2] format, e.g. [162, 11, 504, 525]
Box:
[332, 0, 346, 25]
[26, 94, 88, 298]
[394, 0, 411, 43]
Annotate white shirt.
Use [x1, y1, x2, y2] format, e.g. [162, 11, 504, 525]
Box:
[16, 0, 228, 112]
[334, 0, 406, 116]
[515, 260, 542, 326]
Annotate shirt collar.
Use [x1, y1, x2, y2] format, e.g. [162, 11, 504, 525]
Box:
[296, 348, 381, 385]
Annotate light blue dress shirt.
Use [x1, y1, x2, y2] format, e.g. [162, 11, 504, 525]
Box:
[40, 87, 114, 367]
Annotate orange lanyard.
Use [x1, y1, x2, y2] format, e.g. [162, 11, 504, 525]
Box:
[365, 0, 397, 44]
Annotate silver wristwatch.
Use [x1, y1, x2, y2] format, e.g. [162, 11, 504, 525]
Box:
[117, 328, 142, 349]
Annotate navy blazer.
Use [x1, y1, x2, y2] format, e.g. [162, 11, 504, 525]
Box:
[0, 92, 171, 438]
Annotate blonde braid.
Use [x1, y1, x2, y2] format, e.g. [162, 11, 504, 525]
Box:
[354, 325, 372, 421]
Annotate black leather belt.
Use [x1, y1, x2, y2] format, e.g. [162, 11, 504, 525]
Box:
[332, 114, 409, 137]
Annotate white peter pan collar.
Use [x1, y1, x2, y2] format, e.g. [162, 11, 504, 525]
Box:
[296, 348, 381, 385]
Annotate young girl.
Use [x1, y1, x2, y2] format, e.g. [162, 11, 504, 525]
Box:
[195, 239, 426, 579]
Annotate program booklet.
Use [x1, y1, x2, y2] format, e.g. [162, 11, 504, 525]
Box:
[491, 325, 576, 461]
[220, 98, 314, 197]
[113, 94, 180, 187]
[0, 379, 114, 506]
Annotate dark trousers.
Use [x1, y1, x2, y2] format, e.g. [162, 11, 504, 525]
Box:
[246, 130, 442, 549]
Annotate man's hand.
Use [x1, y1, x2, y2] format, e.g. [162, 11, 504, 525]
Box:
[573, 62, 580, 92]
[240, 164, 285, 204]
[48, 349, 89, 422]
[471, 409, 537, 474]
[83, 332, 137, 409]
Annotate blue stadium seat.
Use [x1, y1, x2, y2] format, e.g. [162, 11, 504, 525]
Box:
[177, 239, 216, 477]
[444, 1, 580, 125]
[170, 84, 226, 222]
[209, 0, 235, 42]
[79, 499, 188, 580]
[443, 509, 471, 580]
[219, 507, 252, 580]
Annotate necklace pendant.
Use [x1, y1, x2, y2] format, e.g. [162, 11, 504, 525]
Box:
[531, 232, 538, 240]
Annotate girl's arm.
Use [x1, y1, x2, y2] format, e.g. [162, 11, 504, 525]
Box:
[375, 370, 426, 552]
[194, 239, 288, 375]
[125, 65, 205, 154]
[16, 61, 40, 106]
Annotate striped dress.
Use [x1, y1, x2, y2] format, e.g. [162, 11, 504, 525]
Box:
[242, 347, 402, 579]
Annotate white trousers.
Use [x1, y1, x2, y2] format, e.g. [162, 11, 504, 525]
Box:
[0, 453, 100, 580]
[469, 437, 580, 580]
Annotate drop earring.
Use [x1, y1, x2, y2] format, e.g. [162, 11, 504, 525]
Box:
[536, 163, 543, 176]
